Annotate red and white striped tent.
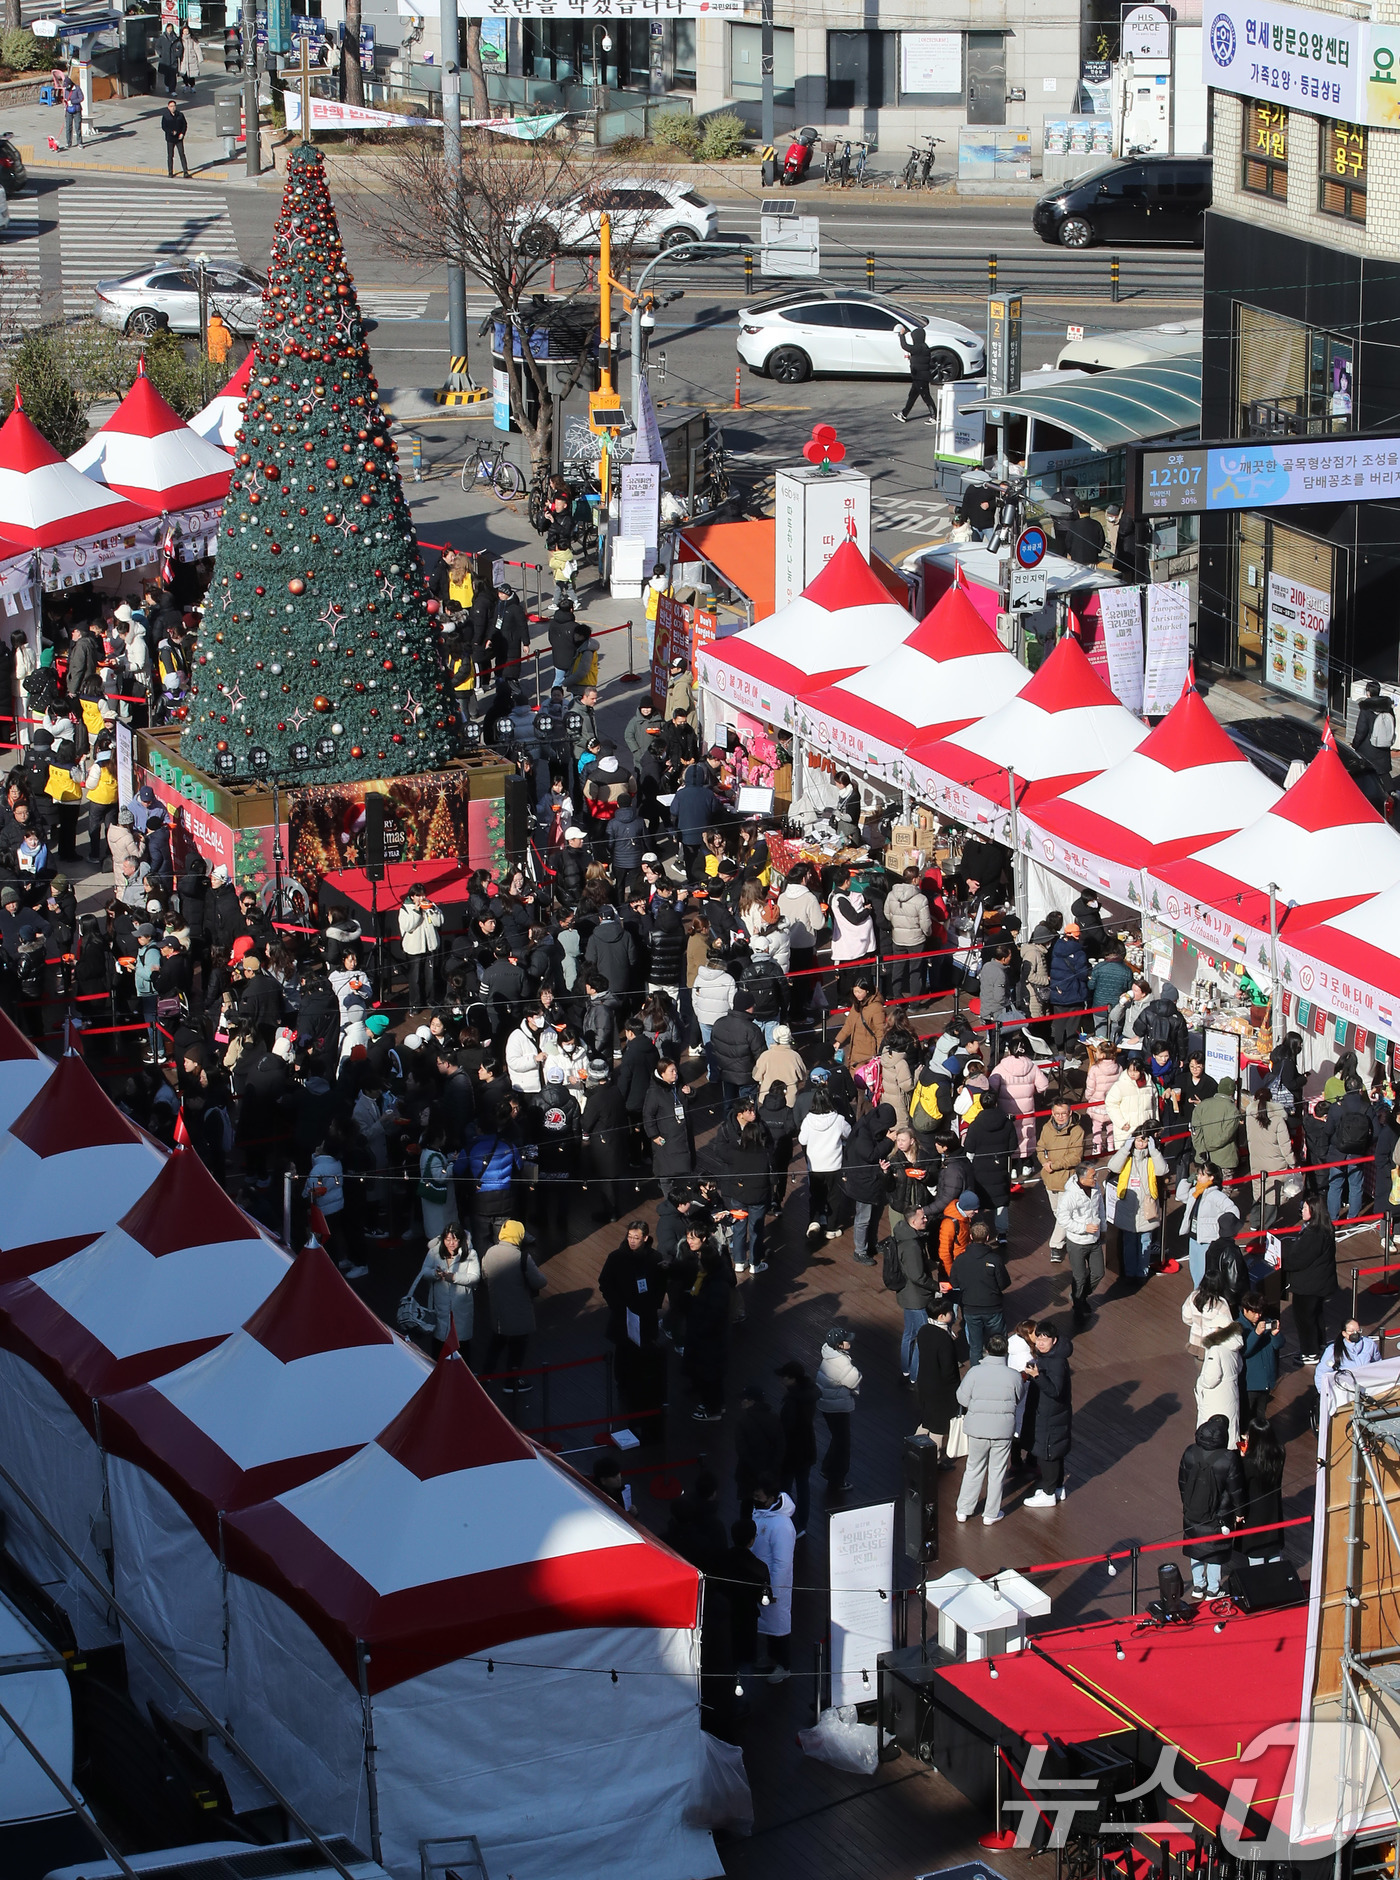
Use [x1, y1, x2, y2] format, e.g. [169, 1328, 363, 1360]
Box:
[0, 1009, 53, 1134]
[188, 350, 252, 452]
[71, 360, 234, 511]
[793, 578, 1029, 784]
[0, 398, 154, 549]
[0, 1128, 284, 1651]
[906, 635, 1148, 832]
[221, 1345, 713, 1880]
[1024, 679, 1283, 905]
[99, 1239, 428, 1717]
[1145, 727, 1400, 971]
[696, 538, 913, 732]
[1279, 885, 1400, 1075]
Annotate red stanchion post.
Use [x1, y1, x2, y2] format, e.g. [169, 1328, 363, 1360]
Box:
[620, 617, 642, 684]
[733, 365, 742, 410]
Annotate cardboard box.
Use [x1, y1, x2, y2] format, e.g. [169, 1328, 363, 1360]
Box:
[889, 824, 916, 850]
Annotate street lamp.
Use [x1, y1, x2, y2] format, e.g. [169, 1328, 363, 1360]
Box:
[592, 28, 612, 144]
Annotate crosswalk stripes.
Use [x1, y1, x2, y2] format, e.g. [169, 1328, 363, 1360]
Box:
[359, 292, 430, 322]
[56, 181, 241, 315]
[0, 192, 41, 328]
[870, 499, 954, 537]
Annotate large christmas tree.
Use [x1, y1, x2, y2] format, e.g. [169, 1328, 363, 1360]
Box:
[184, 144, 462, 786]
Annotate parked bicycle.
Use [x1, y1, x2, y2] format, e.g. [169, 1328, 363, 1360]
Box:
[832, 140, 852, 187]
[851, 140, 871, 187]
[899, 134, 944, 189]
[459, 435, 524, 500]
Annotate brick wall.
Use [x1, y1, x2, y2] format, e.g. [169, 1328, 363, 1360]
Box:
[1213, 84, 1400, 258]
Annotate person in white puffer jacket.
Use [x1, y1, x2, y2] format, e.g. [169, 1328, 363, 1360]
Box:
[816, 1325, 861, 1497]
[691, 950, 736, 1078]
[883, 869, 932, 1002]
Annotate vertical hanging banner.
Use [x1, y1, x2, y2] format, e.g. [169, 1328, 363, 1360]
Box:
[1096, 584, 1146, 714]
[1143, 579, 1192, 715]
[829, 1502, 894, 1708]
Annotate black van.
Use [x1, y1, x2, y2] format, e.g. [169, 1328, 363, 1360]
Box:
[1032, 155, 1212, 248]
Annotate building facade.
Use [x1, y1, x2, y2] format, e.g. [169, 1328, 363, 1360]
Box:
[1199, 0, 1400, 707]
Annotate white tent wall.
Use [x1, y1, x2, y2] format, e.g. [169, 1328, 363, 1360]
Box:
[225, 1567, 716, 1880]
[105, 1456, 227, 1723]
[224, 1573, 372, 1847]
[0, 1347, 116, 1647]
[371, 1625, 717, 1880]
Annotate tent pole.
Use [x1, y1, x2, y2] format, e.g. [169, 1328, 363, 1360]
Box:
[1007, 765, 1026, 926]
[1267, 880, 1280, 1041]
[357, 1641, 384, 1865]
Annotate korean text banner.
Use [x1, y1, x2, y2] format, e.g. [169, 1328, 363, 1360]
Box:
[458, 0, 742, 15]
[1203, 0, 1360, 119]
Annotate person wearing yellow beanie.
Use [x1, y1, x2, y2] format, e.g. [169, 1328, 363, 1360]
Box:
[482, 1222, 545, 1388]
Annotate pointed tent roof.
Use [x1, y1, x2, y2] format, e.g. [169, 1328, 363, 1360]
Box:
[1280, 877, 1400, 1022]
[1029, 682, 1284, 874]
[0, 1054, 164, 1274]
[0, 1146, 289, 1426]
[907, 635, 1149, 814]
[187, 351, 252, 453]
[700, 540, 914, 725]
[795, 583, 1030, 765]
[1149, 731, 1400, 935]
[0, 1014, 52, 1134]
[70, 361, 233, 510]
[222, 1349, 700, 1692]
[99, 1241, 427, 1546]
[0, 400, 155, 548]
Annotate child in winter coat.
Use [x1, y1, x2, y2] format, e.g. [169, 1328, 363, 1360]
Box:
[990, 1039, 1050, 1174]
[1083, 1040, 1119, 1153]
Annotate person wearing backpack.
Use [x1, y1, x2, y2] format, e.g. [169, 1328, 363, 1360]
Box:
[1353, 681, 1396, 780]
[1327, 1074, 1373, 1220]
[908, 1059, 952, 1162]
[1177, 1413, 1246, 1598]
[133, 920, 164, 1064]
[887, 1202, 938, 1382]
[843, 1101, 897, 1265]
[951, 1218, 1009, 1365]
[1131, 980, 1190, 1066]
[1190, 1075, 1243, 1174]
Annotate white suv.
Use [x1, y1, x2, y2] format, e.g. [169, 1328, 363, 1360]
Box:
[516, 180, 718, 257]
[737, 288, 984, 386]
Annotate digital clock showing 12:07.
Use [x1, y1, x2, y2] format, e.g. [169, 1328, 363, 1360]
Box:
[1142, 447, 1208, 511]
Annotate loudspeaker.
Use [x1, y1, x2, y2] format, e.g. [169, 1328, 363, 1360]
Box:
[877, 1644, 944, 1762]
[902, 1433, 939, 1568]
[503, 773, 531, 861]
[1226, 1560, 1305, 1611]
[363, 791, 386, 883]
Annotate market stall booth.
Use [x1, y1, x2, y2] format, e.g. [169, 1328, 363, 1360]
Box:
[793, 578, 1030, 791]
[1142, 729, 1400, 1075]
[71, 359, 235, 511]
[1277, 879, 1400, 1052]
[188, 351, 252, 453]
[98, 1238, 427, 1721]
[0, 1131, 285, 1652]
[905, 634, 1148, 841]
[1022, 679, 1283, 909]
[220, 1344, 714, 1880]
[696, 539, 915, 736]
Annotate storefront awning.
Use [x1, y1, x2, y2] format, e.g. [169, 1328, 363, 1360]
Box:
[960, 355, 1202, 450]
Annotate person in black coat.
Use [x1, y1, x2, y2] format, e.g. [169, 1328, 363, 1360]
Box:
[703, 1105, 773, 1272]
[776, 1360, 819, 1536]
[663, 1471, 728, 1574]
[579, 1067, 632, 1222]
[547, 601, 586, 687]
[1281, 1197, 1337, 1361]
[645, 902, 687, 991]
[840, 1101, 897, 1263]
[710, 992, 766, 1114]
[1046, 926, 1090, 1049]
[914, 1300, 961, 1459]
[1239, 1415, 1286, 1563]
[951, 1229, 1010, 1364]
[205, 872, 244, 954]
[962, 1100, 1016, 1241]
[597, 1218, 666, 1406]
[721, 1520, 773, 1667]
[642, 1059, 695, 1179]
[1178, 1412, 1247, 1596]
[492, 585, 531, 685]
[235, 955, 283, 1044]
[176, 851, 208, 950]
[615, 1020, 659, 1127]
[759, 1079, 796, 1209]
[684, 1247, 733, 1420]
[734, 1384, 785, 1501]
[1023, 1323, 1073, 1505]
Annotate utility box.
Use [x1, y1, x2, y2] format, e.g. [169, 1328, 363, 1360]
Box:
[214, 91, 242, 139]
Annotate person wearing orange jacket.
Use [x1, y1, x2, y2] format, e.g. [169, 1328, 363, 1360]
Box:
[936, 1189, 979, 1279]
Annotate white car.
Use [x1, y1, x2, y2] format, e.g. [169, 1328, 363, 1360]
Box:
[737, 288, 984, 386]
[515, 179, 718, 258]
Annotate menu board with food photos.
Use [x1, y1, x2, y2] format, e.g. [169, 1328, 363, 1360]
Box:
[1266, 571, 1331, 703]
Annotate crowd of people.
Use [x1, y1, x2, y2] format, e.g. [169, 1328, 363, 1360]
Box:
[0, 565, 1385, 1725]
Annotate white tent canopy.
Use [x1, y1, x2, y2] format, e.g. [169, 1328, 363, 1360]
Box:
[72, 360, 234, 510]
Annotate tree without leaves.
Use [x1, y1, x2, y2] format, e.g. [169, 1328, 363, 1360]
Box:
[352, 134, 667, 475]
[341, 0, 364, 108]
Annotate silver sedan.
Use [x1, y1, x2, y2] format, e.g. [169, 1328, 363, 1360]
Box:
[93, 262, 266, 337]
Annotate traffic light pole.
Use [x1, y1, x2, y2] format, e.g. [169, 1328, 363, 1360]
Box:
[439, 0, 470, 385]
[242, 0, 260, 176]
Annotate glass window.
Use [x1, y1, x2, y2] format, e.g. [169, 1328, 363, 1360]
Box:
[674, 21, 696, 89]
[1233, 515, 1336, 703]
[1242, 103, 1288, 198]
[843, 306, 900, 330]
[1320, 120, 1367, 222]
[149, 271, 197, 291]
[1095, 166, 1148, 200]
[1234, 302, 1355, 437]
[730, 24, 793, 106]
[781, 304, 845, 327]
[826, 31, 896, 110]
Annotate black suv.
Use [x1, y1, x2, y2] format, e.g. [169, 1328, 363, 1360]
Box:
[0, 134, 26, 198]
[1032, 155, 1211, 249]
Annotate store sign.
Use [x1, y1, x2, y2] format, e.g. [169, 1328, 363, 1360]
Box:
[1139, 436, 1400, 513]
[1203, 0, 1360, 117]
[1123, 4, 1170, 60]
[900, 31, 962, 94]
[1266, 572, 1329, 705]
[829, 1502, 894, 1709]
[458, 0, 743, 14]
[1280, 940, 1398, 1036]
[617, 461, 661, 550]
[1021, 817, 1144, 907]
[1096, 584, 1146, 714]
[1142, 876, 1276, 983]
